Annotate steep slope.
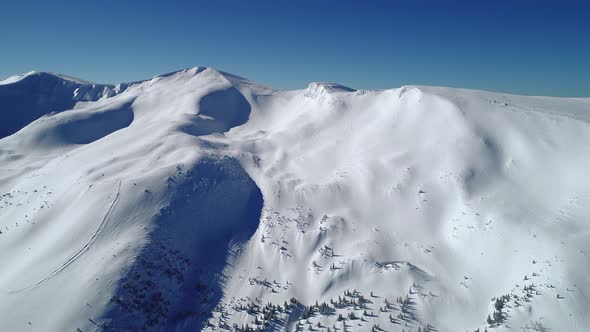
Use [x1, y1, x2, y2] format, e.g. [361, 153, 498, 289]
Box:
[0, 71, 128, 139]
[0, 68, 263, 331]
[0, 68, 589, 332]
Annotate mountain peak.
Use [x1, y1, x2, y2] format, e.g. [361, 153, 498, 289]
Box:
[304, 82, 356, 98]
[0, 70, 96, 86]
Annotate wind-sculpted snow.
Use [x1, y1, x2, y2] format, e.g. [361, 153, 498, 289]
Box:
[178, 87, 252, 136]
[0, 67, 589, 332]
[0, 71, 124, 138]
[304, 82, 356, 98]
[16, 98, 136, 146]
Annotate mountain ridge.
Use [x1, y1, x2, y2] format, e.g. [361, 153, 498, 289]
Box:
[4, 66, 589, 100]
[0, 67, 589, 332]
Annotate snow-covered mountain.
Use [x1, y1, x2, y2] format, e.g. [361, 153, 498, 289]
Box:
[0, 67, 589, 332]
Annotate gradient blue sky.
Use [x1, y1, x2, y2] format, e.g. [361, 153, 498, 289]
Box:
[1, 0, 588, 96]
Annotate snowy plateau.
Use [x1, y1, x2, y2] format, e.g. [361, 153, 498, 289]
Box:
[0, 67, 589, 332]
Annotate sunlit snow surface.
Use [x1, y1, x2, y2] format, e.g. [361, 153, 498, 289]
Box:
[0, 68, 589, 331]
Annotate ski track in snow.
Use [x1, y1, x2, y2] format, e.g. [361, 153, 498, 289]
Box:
[8, 180, 122, 294]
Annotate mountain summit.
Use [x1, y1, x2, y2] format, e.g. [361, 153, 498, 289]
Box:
[0, 68, 589, 332]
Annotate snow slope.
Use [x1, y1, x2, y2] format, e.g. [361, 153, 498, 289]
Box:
[0, 67, 589, 332]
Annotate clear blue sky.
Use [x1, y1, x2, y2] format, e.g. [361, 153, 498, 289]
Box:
[1, 0, 588, 96]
